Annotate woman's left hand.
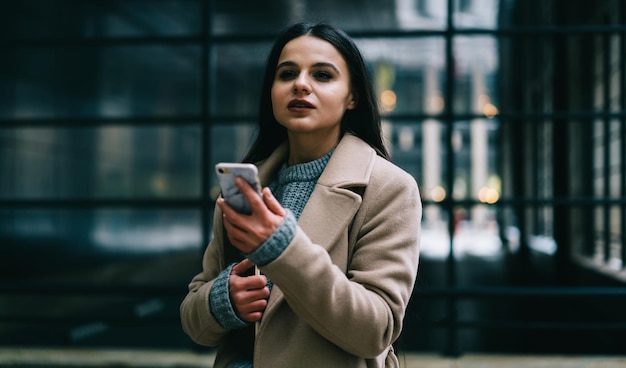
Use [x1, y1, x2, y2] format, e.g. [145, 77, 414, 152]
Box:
[218, 177, 286, 254]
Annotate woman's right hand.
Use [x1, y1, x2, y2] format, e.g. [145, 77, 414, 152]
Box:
[229, 258, 270, 323]
[218, 180, 286, 254]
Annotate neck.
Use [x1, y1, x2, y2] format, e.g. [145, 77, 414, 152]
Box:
[287, 131, 339, 166]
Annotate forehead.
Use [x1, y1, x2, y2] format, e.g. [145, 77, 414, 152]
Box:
[278, 35, 347, 67]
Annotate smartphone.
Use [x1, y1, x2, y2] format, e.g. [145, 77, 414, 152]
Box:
[216, 162, 262, 334]
[215, 163, 262, 215]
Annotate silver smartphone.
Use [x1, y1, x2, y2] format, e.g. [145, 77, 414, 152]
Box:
[215, 163, 262, 215]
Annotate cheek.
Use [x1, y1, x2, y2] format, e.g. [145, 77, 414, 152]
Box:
[330, 88, 354, 111]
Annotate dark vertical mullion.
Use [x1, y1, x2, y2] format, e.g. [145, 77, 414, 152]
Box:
[602, 31, 611, 263]
[552, 4, 571, 283]
[529, 35, 541, 251]
[510, 33, 530, 262]
[200, 0, 212, 249]
[530, 34, 539, 244]
[581, 30, 596, 258]
[621, 6, 626, 268]
[443, 0, 459, 358]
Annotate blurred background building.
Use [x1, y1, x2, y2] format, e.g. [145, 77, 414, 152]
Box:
[1, 0, 625, 358]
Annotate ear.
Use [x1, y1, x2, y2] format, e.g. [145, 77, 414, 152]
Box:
[347, 92, 357, 110]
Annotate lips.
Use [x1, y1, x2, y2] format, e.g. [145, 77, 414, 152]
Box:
[288, 99, 315, 109]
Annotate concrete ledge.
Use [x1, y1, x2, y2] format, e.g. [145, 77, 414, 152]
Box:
[0, 348, 625, 368]
[0, 348, 215, 368]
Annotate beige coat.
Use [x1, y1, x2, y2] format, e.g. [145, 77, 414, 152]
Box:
[180, 134, 421, 367]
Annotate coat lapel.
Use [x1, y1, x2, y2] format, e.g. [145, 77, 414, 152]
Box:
[257, 134, 376, 253]
[259, 134, 377, 317]
[298, 135, 375, 252]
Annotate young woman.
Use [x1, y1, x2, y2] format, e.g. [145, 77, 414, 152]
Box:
[180, 22, 421, 368]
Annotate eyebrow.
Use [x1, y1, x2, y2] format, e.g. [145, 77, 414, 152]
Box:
[276, 61, 340, 74]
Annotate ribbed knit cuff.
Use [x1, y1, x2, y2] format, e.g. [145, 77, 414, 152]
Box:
[227, 360, 253, 368]
[209, 263, 249, 330]
[246, 210, 297, 266]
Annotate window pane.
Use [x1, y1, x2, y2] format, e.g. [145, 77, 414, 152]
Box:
[453, 0, 500, 29]
[420, 203, 451, 260]
[0, 293, 187, 345]
[212, 0, 447, 35]
[209, 123, 256, 199]
[384, 120, 425, 180]
[454, 204, 503, 260]
[453, 36, 500, 116]
[211, 43, 270, 117]
[211, 38, 447, 118]
[0, 126, 202, 199]
[3, 0, 202, 39]
[0, 46, 201, 119]
[391, 119, 448, 200]
[357, 37, 446, 116]
[0, 208, 202, 285]
[452, 119, 501, 201]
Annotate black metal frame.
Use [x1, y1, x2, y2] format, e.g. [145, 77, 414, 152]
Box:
[1, 0, 626, 356]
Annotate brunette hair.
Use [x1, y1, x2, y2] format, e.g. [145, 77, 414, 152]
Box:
[242, 22, 389, 163]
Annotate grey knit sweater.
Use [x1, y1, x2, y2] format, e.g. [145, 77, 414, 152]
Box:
[209, 151, 333, 368]
[268, 150, 332, 220]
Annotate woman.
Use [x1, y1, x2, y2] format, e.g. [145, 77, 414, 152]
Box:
[180, 22, 421, 368]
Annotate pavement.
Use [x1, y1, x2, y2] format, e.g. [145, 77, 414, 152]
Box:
[0, 348, 625, 368]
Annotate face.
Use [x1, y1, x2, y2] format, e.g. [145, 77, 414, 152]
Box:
[271, 35, 356, 142]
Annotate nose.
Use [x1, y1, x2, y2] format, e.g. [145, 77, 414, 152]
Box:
[293, 73, 311, 94]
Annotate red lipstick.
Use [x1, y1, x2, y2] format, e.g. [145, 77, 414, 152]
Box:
[288, 99, 315, 109]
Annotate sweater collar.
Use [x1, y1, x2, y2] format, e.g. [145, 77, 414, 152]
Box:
[274, 150, 332, 185]
[257, 134, 376, 189]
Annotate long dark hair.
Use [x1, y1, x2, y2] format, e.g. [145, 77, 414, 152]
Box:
[242, 22, 389, 163]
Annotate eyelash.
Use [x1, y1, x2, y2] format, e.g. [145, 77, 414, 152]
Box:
[277, 70, 334, 81]
[278, 70, 297, 81]
[315, 71, 333, 81]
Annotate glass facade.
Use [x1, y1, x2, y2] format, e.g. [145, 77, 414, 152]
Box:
[1, 0, 626, 356]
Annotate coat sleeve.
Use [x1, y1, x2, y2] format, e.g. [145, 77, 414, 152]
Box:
[179, 206, 231, 346]
[261, 159, 422, 358]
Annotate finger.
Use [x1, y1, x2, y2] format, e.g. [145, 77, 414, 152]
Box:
[222, 214, 246, 236]
[218, 198, 248, 235]
[232, 288, 269, 307]
[231, 287, 270, 306]
[238, 299, 268, 313]
[231, 276, 269, 294]
[231, 258, 256, 275]
[240, 310, 264, 323]
[223, 219, 258, 253]
[230, 291, 267, 323]
[235, 177, 264, 212]
[262, 187, 286, 217]
[216, 197, 237, 218]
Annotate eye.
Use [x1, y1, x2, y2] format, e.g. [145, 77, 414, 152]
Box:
[313, 71, 333, 81]
[278, 69, 297, 81]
